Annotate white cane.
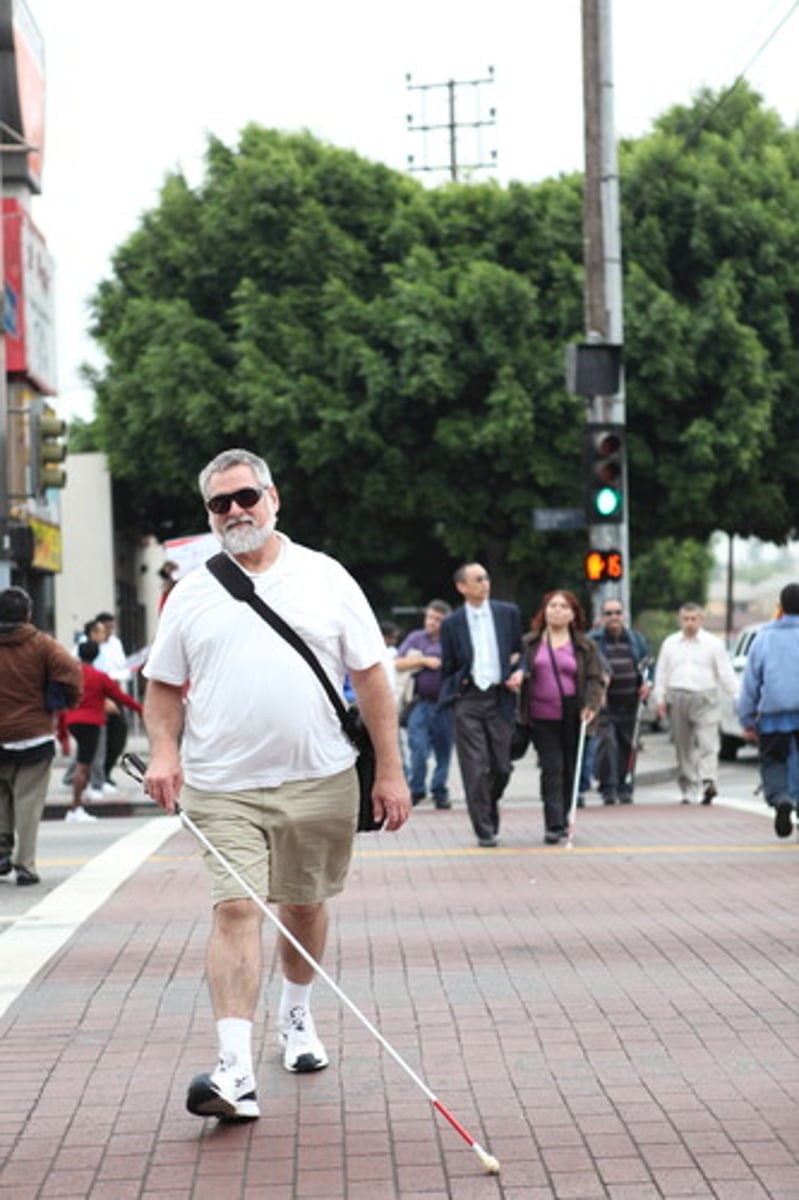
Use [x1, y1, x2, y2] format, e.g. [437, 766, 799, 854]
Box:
[565, 717, 589, 848]
[120, 753, 501, 1175]
[623, 697, 645, 792]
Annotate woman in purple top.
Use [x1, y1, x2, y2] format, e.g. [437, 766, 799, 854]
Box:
[518, 591, 604, 844]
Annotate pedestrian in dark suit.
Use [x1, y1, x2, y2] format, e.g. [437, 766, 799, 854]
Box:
[439, 563, 524, 847]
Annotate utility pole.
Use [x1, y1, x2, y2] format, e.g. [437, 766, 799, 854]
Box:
[580, 0, 629, 617]
[406, 68, 497, 181]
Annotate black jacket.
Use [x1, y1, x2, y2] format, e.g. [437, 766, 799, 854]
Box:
[439, 600, 523, 722]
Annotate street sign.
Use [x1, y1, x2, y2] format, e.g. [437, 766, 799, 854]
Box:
[532, 507, 586, 532]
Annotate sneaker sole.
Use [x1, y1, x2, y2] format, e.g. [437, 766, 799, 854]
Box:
[775, 802, 794, 839]
[277, 1031, 329, 1074]
[185, 1074, 260, 1120]
[286, 1051, 329, 1073]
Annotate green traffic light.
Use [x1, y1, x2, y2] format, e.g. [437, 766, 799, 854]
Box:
[595, 485, 621, 517]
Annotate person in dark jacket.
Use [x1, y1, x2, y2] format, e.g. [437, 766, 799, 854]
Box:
[439, 563, 524, 848]
[518, 590, 604, 844]
[0, 587, 82, 885]
[589, 600, 652, 805]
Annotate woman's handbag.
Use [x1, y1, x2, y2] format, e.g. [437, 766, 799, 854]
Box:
[206, 553, 383, 831]
[510, 721, 531, 761]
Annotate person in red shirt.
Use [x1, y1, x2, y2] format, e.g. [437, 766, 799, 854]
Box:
[59, 641, 143, 822]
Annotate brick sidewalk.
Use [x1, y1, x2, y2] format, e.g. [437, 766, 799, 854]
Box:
[1, 800, 797, 1199]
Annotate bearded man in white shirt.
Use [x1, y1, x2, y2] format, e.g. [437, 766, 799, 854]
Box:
[143, 448, 410, 1124]
[653, 603, 738, 805]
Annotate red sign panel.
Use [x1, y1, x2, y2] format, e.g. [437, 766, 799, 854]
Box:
[3, 198, 57, 394]
[0, 0, 46, 190]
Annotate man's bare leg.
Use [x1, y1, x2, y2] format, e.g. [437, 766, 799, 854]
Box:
[276, 902, 329, 1072]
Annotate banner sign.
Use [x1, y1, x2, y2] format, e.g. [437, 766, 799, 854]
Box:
[2, 199, 57, 393]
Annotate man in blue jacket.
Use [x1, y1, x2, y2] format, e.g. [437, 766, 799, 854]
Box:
[738, 582, 799, 839]
[439, 563, 523, 848]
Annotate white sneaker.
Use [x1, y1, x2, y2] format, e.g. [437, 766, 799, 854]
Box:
[278, 1007, 329, 1073]
[186, 1054, 259, 1121]
[102, 782, 119, 796]
[65, 807, 99, 823]
[83, 786, 104, 802]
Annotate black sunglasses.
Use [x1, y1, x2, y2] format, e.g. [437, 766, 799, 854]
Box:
[206, 487, 264, 515]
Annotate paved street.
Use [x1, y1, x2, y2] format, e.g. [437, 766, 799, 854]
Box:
[1, 732, 797, 1199]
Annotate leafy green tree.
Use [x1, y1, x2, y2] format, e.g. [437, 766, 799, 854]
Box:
[629, 537, 713, 613]
[88, 128, 588, 606]
[621, 83, 799, 549]
[85, 88, 799, 612]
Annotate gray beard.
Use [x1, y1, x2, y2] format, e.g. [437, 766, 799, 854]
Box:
[220, 517, 276, 556]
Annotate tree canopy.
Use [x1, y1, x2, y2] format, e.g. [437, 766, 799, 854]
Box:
[86, 85, 799, 614]
[622, 84, 799, 546]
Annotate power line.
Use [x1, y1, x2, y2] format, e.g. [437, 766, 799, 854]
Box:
[676, 0, 799, 154]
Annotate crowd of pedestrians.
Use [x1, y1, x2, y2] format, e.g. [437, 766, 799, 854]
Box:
[6, 541, 796, 893]
[3, 441, 798, 1137]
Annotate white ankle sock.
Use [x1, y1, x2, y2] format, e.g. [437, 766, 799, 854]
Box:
[217, 1018, 253, 1076]
[279, 980, 312, 1026]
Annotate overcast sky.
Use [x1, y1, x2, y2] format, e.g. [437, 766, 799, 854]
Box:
[27, 0, 799, 421]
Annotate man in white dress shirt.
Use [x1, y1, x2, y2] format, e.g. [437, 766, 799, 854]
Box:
[653, 603, 738, 805]
[439, 563, 524, 846]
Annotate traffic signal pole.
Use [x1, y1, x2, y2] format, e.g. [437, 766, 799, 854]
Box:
[581, 0, 629, 618]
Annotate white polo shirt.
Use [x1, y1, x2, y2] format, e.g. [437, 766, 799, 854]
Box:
[143, 536, 385, 790]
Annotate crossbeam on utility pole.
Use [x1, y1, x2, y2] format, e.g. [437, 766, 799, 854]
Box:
[406, 67, 497, 182]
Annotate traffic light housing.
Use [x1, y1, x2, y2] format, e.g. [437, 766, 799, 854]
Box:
[584, 549, 624, 583]
[35, 409, 68, 491]
[584, 422, 624, 523]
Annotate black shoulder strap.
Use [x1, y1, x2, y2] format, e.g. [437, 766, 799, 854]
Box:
[205, 552, 349, 730]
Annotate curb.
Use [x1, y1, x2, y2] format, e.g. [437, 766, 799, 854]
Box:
[43, 798, 164, 821]
[42, 764, 678, 821]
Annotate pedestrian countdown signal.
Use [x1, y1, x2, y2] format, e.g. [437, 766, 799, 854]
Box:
[584, 549, 624, 583]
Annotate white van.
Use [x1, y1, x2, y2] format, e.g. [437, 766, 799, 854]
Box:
[719, 623, 764, 760]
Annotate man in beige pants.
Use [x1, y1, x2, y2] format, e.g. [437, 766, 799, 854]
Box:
[653, 603, 738, 805]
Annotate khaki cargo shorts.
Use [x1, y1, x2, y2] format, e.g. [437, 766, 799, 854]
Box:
[181, 766, 359, 906]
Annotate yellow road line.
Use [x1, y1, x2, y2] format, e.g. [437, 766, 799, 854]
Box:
[353, 843, 799, 858]
[32, 853, 196, 868]
[33, 842, 798, 872]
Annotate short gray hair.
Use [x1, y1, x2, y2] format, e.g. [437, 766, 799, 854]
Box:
[198, 449, 273, 499]
[427, 598, 451, 616]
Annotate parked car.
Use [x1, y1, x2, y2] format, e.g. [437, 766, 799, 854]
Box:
[641, 687, 664, 732]
[719, 623, 764, 760]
